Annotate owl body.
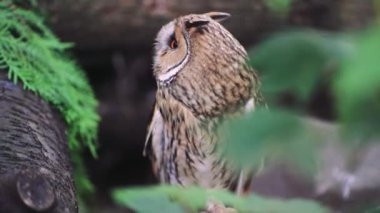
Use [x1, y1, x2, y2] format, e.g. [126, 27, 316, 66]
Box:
[145, 12, 261, 191]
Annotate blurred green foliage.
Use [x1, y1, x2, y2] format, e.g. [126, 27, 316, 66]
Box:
[334, 27, 380, 138]
[220, 108, 317, 174]
[113, 186, 329, 213]
[249, 30, 353, 105]
[265, 0, 292, 15]
[231, 26, 380, 173]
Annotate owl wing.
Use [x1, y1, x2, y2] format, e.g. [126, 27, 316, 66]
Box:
[144, 103, 164, 175]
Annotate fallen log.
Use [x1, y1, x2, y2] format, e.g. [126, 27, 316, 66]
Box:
[0, 73, 77, 213]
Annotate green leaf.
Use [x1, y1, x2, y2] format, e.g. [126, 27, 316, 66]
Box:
[334, 26, 380, 139]
[220, 108, 318, 173]
[249, 30, 353, 105]
[112, 185, 330, 213]
[113, 187, 184, 213]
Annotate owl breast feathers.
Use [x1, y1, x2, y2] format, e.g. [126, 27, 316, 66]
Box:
[144, 12, 262, 192]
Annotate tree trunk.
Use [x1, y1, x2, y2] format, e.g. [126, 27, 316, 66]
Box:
[0, 73, 77, 213]
[38, 0, 272, 50]
[38, 0, 375, 51]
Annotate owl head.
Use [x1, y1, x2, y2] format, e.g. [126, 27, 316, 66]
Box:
[153, 12, 234, 85]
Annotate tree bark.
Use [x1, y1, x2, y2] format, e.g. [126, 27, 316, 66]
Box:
[38, 0, 375, 51]
[0, 73, 77, 213]
[38, 0, 273, 50]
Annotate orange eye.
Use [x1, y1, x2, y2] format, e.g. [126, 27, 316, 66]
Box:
[170, 39, 178, 49]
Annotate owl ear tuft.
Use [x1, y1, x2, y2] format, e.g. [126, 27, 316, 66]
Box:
[185, 20, 209, 29]
[205, 12, 231, 22]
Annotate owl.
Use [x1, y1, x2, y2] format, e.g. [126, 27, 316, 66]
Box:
[144, 12, 262, 194]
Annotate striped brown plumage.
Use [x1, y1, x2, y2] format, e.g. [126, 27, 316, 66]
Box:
[145, 12, 262, 193]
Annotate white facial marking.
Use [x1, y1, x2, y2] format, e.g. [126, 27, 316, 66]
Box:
[157, 50, 190, 83]
[155, 21, 175, 54]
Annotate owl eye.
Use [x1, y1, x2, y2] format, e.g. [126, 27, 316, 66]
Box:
[168, 33, 178, 49]
[170, 38, 178, 49]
